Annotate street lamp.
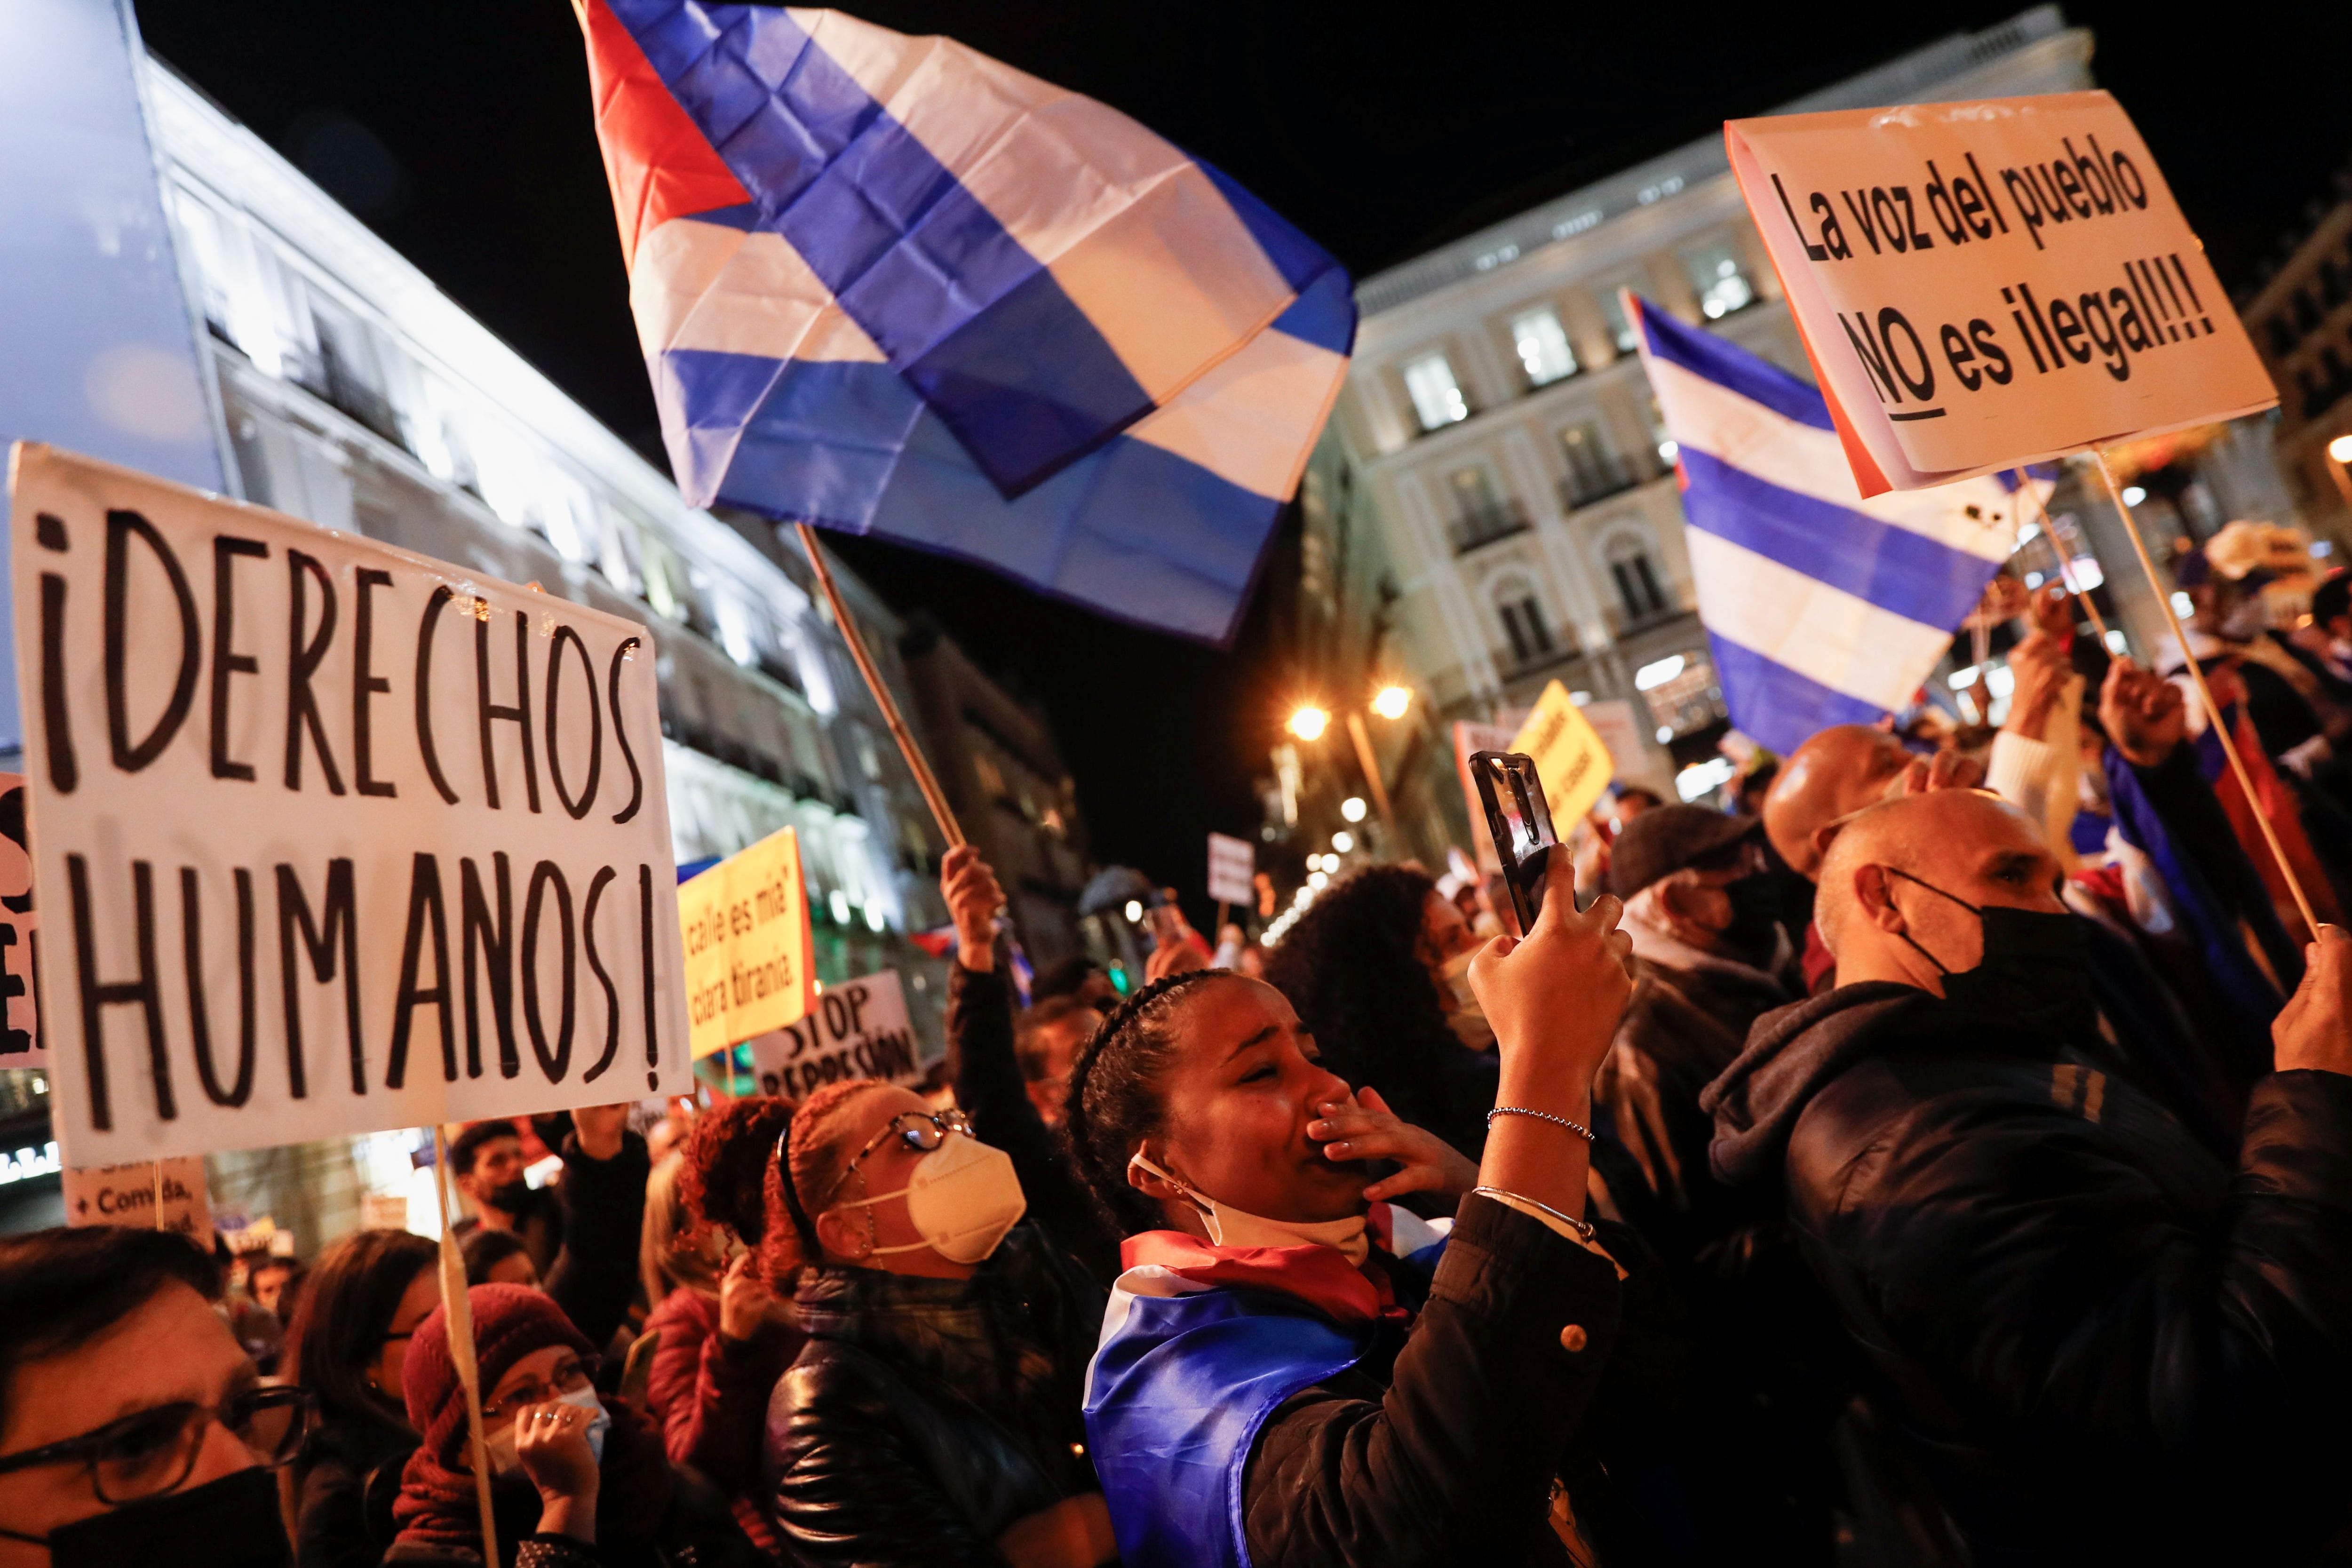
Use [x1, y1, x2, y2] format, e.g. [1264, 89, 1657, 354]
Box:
[1340, 796, 1367, 823]
[1371, 685, 1412, 721]
[1331, 830, 1354, 854]
[1287, 705, 1331, 742]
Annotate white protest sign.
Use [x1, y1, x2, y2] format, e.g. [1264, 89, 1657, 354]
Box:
[62, 1155, 211, 1239]
[1206, 832, 1255, 908]
[1580, 701, 1650, 788]
[0, 774, 40, 1068]
[1727, 91, 2275, 493]
[1452, 720, 1515, 873]
[744, 970, 924, 1100]
[8, 444, 694, 1166]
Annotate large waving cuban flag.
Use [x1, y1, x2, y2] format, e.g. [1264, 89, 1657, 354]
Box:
[1629, 295, 2045, 753]
[575, 1, 1355, 644]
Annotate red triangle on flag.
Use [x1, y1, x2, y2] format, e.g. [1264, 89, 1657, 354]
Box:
[575, 0, 752, 271]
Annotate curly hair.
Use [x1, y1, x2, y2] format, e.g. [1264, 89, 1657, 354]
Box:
[757, 1078, 896, 1281]
[1062, 968, 1231, 1234]
[677, 1095, 796, 1249]
[1258, 865, 1466, 1147]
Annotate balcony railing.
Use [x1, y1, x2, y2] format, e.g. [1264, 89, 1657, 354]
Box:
[1557, 460, 1643, 512]
[1604, 601, 1693, 638]
[1448, 499, 1532, 555]
[1493, 640, 1581, 682]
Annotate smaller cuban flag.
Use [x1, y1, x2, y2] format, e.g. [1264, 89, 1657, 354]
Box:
[576, 2, 1355, 645]
[1629, 294, 2047, 754]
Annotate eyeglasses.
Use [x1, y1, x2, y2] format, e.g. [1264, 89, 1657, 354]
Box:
[842, 1109, 973, 1178]
[480, 1356, 595, 1422]
[0, 1385, 314, 1505]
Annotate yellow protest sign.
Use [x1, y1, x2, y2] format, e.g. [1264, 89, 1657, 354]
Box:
[679, 827, 816, 1059]
[1726, 91, 2275, 494]
[1508, 681, 1614, 827]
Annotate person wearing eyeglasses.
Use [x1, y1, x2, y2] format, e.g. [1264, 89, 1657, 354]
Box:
[384, 1283, 753, 1567]
[0, 1226, 315, 1568]
[761, 1079, 1113, 1568]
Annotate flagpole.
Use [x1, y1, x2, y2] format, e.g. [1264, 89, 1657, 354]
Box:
[432, 1126, 500, 1564]
[791, 523, 965, 852]
[2094, 450, 2319, 936]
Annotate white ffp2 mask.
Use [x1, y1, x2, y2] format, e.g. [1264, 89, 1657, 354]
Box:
[833, 1131, 1027, 1264]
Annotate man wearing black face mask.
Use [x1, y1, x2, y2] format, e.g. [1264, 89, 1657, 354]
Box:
[1706, 788, 2352, 1566]
[449, 1111, 653, 1352]
[0, 1227, 310, 1568]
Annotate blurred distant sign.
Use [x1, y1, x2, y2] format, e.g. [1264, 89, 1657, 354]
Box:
[1579, 702, 1648, 785]
[1453, 721, 1515, 873]
[1726, 91, 2274, 494]
[0, 773, 38, 1069]
[1509, 681, 1615, 828]
[64, 1155, 211, 1240]
[1207, 833, 1255, 907]
[680, 826, 816, 1059]
[746, 970, 922, 1101]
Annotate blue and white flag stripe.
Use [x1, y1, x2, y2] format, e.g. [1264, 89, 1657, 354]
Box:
[1631, 295, 2039, 753]
[590, 1, 1353, 644]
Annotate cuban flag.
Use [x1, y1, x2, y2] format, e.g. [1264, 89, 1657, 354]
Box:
[1629, 294, 2046, 754]
[1083, 1211, 1448, 1568]
[575, 2, 1356, 645]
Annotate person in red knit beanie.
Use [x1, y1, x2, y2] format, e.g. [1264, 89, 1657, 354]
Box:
[386, 1283, 749, 1567]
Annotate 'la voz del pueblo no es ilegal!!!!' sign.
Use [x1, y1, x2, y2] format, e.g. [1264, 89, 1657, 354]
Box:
[1727, 91, 2276, 493]
[8, 445, 694, 1167]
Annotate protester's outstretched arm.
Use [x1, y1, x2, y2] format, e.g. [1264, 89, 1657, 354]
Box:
[1240, 852, 1628, 1568]
[542, 1104, 650, 1351]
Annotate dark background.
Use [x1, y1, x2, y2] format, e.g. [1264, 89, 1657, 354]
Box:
[132, 0, 2352, 905]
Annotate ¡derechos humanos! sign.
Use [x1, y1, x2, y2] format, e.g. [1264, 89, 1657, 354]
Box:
[1727, 91, 2277, 493]
[8, 445, 693, 1166]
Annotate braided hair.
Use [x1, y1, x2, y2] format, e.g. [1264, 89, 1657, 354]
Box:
[677, 1095, 796, 1248]
[758, 1078, 894, 1281]
[1062, 968, 1230, 1234]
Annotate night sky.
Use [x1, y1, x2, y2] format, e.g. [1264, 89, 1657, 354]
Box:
[131, 1, 2352, 917]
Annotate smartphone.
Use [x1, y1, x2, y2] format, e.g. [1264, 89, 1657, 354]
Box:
[1470, 750, 1560, 932]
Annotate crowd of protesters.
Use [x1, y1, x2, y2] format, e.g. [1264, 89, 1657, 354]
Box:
[10, 570, 2352, 1567]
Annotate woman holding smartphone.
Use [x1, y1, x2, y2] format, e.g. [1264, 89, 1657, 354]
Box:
[1072, 850, 1637, 1568]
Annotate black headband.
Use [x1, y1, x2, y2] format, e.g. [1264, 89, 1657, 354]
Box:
[774, 1122, 818, 1250]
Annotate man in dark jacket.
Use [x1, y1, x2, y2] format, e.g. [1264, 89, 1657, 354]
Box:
[1706, 787, 2352, 1565]
[450, 1109, 651, 1351]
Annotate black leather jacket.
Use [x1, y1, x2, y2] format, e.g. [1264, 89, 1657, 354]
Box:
[1708, 984, 2352, 1566]
[763, 1225, 1105, 1567]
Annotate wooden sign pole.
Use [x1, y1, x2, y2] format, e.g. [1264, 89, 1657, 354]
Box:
[432, 1126, 500, 1564]
[2095, 451, 2319, 935]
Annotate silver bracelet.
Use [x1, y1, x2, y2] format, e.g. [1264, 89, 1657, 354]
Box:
[1472, 1186, 1596, 1242]
[1486, 1105, 1595, 1142]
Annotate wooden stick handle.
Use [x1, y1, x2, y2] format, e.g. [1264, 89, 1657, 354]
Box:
[2094, 451, 2320, 936]
[432, 1126, 500, 1565]
[793, 524, 964, 851]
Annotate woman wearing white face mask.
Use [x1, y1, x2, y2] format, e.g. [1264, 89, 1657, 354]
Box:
[383, 1284, 755, 1568]
[761, 1080, 1117, 1568]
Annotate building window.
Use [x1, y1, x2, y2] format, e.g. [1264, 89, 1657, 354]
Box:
[1497, 593, 1554, 667]
[1685, 242, 1756, 320]
[1510, 308, 1578, 388]
[1645, 395, 1678, 467]
[1557, 423, 1629, 509]
[1600, 291, 1640, 355]
[1446, 466, 1526, 553]
[1605, 531, 1673, 629]
[1403, 351, 1470, 430]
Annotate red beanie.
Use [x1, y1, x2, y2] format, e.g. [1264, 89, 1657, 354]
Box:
[391, 1284, 595, 1549]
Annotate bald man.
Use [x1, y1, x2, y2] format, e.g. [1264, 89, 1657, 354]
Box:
[1704, 788, 2352, 1565]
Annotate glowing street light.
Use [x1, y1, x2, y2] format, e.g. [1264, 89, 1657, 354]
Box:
[1340, 796, 1367, 823]
[1308, 870, 1329, 890]
[2331, 435, 2352, 464]
[1123, 899, 1144, 923]
[1331, 830, 1354, 854]
[1287, 705, 1331, 742]
[1370, 685, 1412, 721]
